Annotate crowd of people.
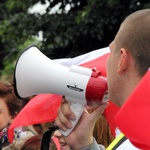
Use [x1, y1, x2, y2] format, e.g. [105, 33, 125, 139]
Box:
[0, 8, 150, 150]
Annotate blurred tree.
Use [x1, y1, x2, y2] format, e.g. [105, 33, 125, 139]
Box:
[0, 0, 150, 79]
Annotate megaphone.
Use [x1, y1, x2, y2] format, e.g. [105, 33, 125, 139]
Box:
[14, 45, 108, 136]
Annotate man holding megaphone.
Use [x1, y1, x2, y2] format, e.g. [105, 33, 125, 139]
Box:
[55, 9, 150, 150]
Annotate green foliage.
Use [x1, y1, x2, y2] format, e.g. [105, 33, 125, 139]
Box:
[0, 37, 40, 81]
[0, 0, 150, 80]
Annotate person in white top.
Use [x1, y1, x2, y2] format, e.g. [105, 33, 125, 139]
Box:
[55, 9, 150, 150]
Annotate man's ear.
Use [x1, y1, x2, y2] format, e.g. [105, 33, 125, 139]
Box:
[117, 48, 129, 74]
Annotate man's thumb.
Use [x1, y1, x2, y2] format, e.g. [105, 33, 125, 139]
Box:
[89, 102, 108, 122]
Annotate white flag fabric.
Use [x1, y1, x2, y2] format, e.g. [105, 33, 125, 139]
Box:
[54, 47, 110, 67]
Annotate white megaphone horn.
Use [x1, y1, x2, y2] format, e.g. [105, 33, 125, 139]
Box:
[14, 45, 108, 136]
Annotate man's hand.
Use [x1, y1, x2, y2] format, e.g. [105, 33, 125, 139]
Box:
[55, 97, 108, 149]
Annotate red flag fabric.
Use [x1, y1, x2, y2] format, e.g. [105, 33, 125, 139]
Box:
[114, 69, 150, 149]
[8, 94, 62, 142]
[52, 137, 61, 150]
[8, 47, 119, 142]
[104, 101, 119, 137]
[80, 52, 109, 77]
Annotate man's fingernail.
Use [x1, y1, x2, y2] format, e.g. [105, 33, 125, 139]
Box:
[62, 127, 67, 131]
[67, 123, 72, 128]
[70, 115, 76, 120]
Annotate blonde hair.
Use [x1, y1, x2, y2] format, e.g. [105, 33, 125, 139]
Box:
[88, 109, 114, 148]
[93, 115, 114, 147]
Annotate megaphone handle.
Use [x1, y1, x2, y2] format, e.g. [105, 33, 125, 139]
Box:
[60, 102, 84, 136]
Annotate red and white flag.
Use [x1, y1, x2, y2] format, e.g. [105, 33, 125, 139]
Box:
[8, 47, 119, 142]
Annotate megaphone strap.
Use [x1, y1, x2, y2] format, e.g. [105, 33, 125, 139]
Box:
[40, 125, 58, 150]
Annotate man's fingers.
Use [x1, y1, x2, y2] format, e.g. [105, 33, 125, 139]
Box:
[55, 99, 76, 131]
[55, 117, 69, 131]
[60, 101, 76, 120]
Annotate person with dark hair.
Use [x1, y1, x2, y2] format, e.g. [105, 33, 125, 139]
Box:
[55, 9, 150, 150]
[0, 81, 23, 149]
